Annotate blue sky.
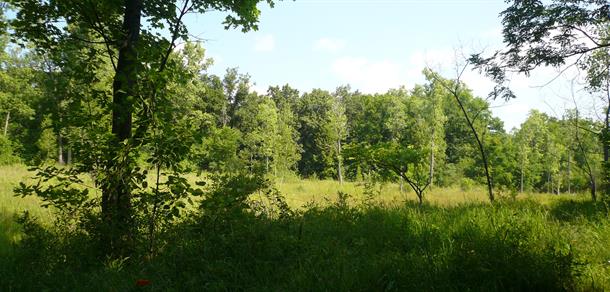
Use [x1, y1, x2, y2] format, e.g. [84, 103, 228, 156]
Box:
[183, 0, 598, 130]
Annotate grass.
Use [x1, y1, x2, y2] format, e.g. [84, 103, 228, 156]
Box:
[0, 165, 52, 256]
[1, 164, 609, 291]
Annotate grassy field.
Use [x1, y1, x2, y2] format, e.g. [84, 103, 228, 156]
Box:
[1, 164, 609, 291]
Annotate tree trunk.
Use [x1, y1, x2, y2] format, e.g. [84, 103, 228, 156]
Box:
[102, 0, 142, 257]
[67, 147, 72, 165]
[591, 176, 597, 202]
[452, 89, 494, 202]
[567, 149, 571, 194]
[520, 156, 524, 193]
[574, 107, 597, 201]
[416, 191, 423, 206]
[600, 77, 610, 200]
[58, 132, 64, 165]
[3, 111, 9, 136]
[337, 140, 343, 185]
[429, 137, 435, 187]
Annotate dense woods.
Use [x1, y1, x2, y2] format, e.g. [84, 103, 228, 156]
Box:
[0, 38, 604, 197]
[1, 0, 610, 290]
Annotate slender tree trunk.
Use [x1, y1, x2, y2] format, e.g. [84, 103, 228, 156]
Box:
[598, 63, 610, 201]
[567, 149, 571, 194]
[337, 140, 343, 185]
[574, 108, 597, 201]
[102, 0, 142, 257]
[3, 111, 9, 136]
[452, 89, 494, 202]
[58, 132, 64, 165]
[586, 163, 597, 202]
[67, 147, 72, 165]
[429, 136, 435, 187]
[399, 177, 404, 193]
[520, 159, 524, 194]
[602, 78, 610, 172]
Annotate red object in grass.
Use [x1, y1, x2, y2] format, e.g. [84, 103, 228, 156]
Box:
[136, 279, 151, 287]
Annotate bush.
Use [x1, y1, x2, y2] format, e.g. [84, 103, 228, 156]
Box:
[459, 177, 475, 192]
[0, 136, 20, 165]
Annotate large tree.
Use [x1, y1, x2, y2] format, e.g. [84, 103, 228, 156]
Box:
[8, 0, 276, 256]
[471, 0, 609, 199]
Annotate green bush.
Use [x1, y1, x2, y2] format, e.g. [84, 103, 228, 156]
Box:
[0, 135, 19, 165]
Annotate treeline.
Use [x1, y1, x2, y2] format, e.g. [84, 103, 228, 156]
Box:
[0, 41, 602, 196]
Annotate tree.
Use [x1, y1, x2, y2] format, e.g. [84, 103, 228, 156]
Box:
[515, 111, 547, 193]
[415, 71, 448, 187]
[471, 0, 610, 199]
[428, 68, 495, 203]
[367, 142, 431, 206]
[297, 89, 334, 178]
[9, 0, 277, 256]
[267, 85, 301, 178]
[236, 93, 280, 174]
[322, 88, 348, 184]
[343, 89, 407, 180]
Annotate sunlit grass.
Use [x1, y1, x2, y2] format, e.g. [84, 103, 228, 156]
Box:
[0, 165, 608, 290]
[0, 164, 592, 218]
[0, 165, 52, 254]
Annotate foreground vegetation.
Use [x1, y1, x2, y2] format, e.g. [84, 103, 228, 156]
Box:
[1, 165, 609, 291]
[2, 1, 610, 290]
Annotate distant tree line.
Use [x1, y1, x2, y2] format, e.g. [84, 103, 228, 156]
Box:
[0, 36, 603, 197]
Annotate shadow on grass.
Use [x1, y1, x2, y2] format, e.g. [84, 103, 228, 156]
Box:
[1, 201, 590, 291]
[0, 210, 19, 256]
[550, 199, 608, 222]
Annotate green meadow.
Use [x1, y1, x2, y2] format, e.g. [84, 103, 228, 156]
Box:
[1, 165, 609, 291]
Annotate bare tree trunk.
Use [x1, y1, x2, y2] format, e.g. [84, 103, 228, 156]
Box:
[574, 107, 597, 201]
[432, 67, 494, 203]
[429, 136, 435, 187]
[337, 140, 343, 185]
[520, 156, 524, 193]
[3, 111, 9, 137]
[602, 79, 610, 171]
[597, 61, 610, 201]
[399, 177, 404, 193]
[58, 132, 64, 165]
[452, 89, 494, 202]
[567, 149, 571, 194]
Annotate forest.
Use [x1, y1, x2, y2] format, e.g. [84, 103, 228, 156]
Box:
[1, 0, 610, 291]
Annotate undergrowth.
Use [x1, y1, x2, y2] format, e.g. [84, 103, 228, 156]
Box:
[1, 194, 608, 291]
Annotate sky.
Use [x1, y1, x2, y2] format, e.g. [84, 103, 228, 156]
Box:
[183, 0, 602, 131]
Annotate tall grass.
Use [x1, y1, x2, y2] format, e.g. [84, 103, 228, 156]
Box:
[0, 165, 608, 290]
[0, 165, 52, 256]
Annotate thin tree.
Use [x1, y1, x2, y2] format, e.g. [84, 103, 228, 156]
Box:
[428, 63, 494, 203]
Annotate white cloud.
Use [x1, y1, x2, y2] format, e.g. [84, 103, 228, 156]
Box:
[313, 38, 346, 53]
[328, 48, 595, 130]
[251, 83, 269, 95]
[254, 34, 275, 52]
[331, 57, 405, 93]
